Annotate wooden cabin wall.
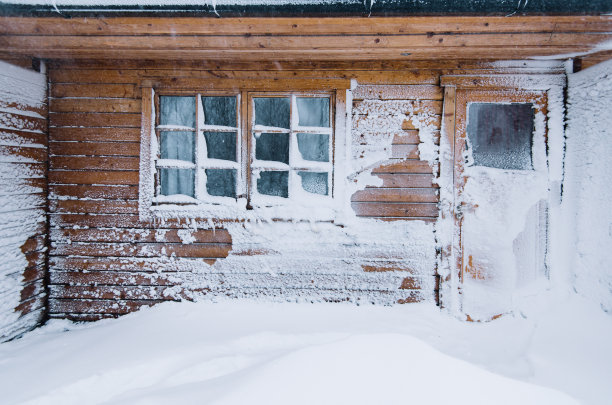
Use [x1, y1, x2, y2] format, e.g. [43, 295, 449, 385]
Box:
[45, 59, 563, 320]
[0, 59, 48, 340]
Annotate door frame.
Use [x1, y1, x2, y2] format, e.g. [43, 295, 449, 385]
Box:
[437, 74, 566, 317]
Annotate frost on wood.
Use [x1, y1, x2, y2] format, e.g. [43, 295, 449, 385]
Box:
[0, 60, 47, 341]
[564, 59, 612, 313]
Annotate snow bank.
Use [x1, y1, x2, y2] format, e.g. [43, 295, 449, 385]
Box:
[1, 293, 610, 404]
[563, 59, 612, 312]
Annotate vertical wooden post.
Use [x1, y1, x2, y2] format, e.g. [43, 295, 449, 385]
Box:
[437, 85, 459, 313]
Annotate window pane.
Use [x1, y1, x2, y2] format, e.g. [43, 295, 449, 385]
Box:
[254, 97, 290, 128]
[202, 96, 236, 127]
[204, 131, 237, 161]
[297, 133, 329, 162]
[160, 131, 195, 162]
[205, 169, 236, 198]
[160, 96, 195, 128]
[298, 171, 328, 195]
[160, 168, 194, 197]
[296, 97, 330, 127]
[467, 103, 534, 170]
[257, 171, 289, 198]
[255, 133, 289, 164]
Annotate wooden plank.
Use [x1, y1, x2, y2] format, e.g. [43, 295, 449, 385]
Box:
[49, 142, 140, 156]
[51, 228, 232, 244]
[20, 234, 47, 254]
[0, 163, 46, 181]
[50, 98, 141, 113]
[0, 112, 46, 133]
[15, 294, 46, 316]
[141, 77, 351, 91]
[372, 160, 434, 174]
[391, 144, 419, 159]
[49, 298, 160, 315]
[7, 47, 598, 62]
[51, 242, 232, 258]
[2, 32, 608, 51]
[50, 285, 178, 301]
[49, 184, 138, 199]
[49, 67, 439, 85]
[51, 271, 177, 286]
[50, 156, 139, 171]
[351, 188, 438, 203]
[48, 170, 139, 185]
[49, 127, 141, 142]
[50, 199, 138, 214]
[373, 173, 437, 188]
[353, 99, 443, 115]
[352, 202, 438, 217]
[402, 115, 442, 130]
[49, 256, 219, 272]
[50, 83, 138, 98]
[353, 85, 443, 100]
[22, 263, 46, 284]
[0, 128, 47, 146]
[3, 16, 612, 36]
[49, 112, 141, 128]
[0, 145, 47, 163]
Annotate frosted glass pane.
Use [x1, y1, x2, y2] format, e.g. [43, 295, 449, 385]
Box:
[298, 171, 328, 195]
[255, 133, 289, 164]
[297, 97, 330, 127]
[204, 132, 237, 161]
[205, 169, 236, 198]
[254, 97, 290, 128]
[257, 171, 288, 198]
[202, 96, 236, 127]
[160, 131, 195, 162]
[297, 133, 329, 162]
[160, 96, 195, 128]
[160, 168, 194, 197]
[467, 103, 534, 170]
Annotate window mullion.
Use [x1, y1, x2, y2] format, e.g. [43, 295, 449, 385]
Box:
[194, 94, 203, 201]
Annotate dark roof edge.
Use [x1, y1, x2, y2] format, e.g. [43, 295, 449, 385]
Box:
[1, 1, 612, 18]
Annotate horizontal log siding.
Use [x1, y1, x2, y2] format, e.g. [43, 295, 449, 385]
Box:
[46, 61, 560, 319]
[0, 60, 48, 341]
[351, 87, 441, 221]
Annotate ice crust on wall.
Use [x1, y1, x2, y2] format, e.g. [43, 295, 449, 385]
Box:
[133, 86, 439, 304]
[0, 60, 47, 341]
[564, 59, 612, 312]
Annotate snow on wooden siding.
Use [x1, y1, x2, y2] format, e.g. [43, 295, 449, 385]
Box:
[44, 60, 566, 320]
[0, 59, 48, 341]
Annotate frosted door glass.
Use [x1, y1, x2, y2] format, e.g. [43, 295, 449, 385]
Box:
[202, 96, 236, 127]
[205, 169, 236, 198]
[297, 133, 329, 162]
[204, 132, 237, 161]
[160, 96, 195, 128]
[160, 168, 194, 197]
[257, 171, 289, 198]
[255, 133, 289, 164]
[160, 131, 195, 162]
[254, 97, 290, 128]
[298, 171, 328, 195]
[296, 97, 330, 127]
[467, 103, 534, 170]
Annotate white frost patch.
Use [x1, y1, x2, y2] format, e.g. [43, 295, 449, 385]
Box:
[563, 59, 612, 312]
[176, 229, 196, 245]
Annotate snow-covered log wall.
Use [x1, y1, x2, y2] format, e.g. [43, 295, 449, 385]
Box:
[564, 59, 612, 313]
[0, 60, 48, 341]
[43, 60, 565, 319]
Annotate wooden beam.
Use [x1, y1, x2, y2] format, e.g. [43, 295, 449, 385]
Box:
[1, 16, 611, 36]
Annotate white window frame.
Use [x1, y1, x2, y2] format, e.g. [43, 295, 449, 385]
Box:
[138, 81, 350, 221]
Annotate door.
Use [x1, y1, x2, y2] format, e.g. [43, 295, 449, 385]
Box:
[453, 89, 549, 320]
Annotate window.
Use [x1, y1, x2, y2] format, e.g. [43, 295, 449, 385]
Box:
[151, 91, 334, 209]
[466, 103, 535, 171]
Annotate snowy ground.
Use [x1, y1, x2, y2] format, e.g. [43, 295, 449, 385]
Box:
[0, 291, 610, 405]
